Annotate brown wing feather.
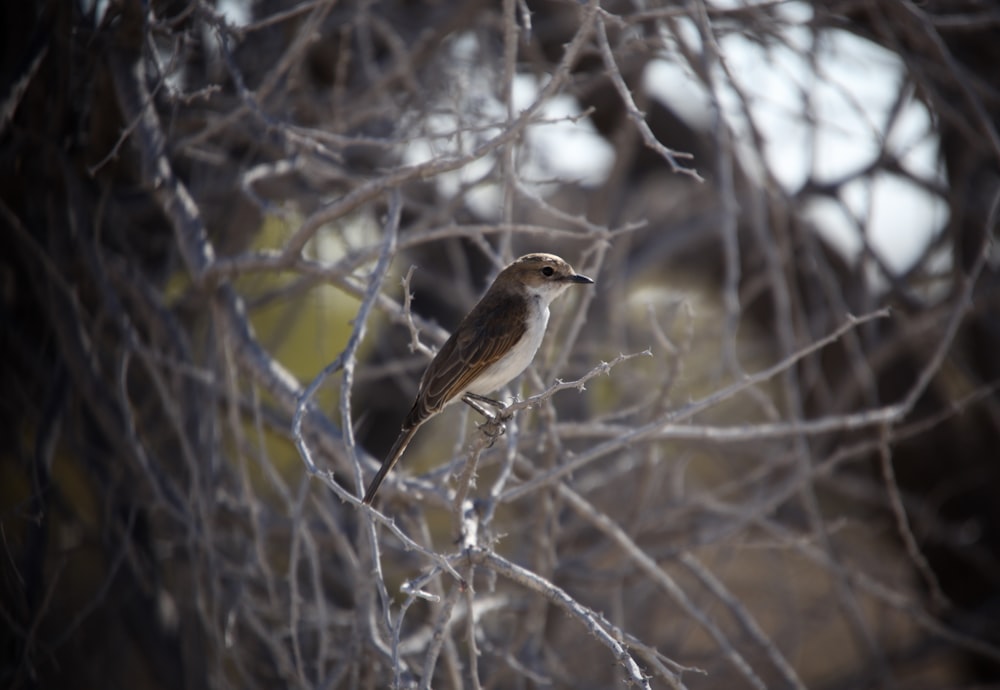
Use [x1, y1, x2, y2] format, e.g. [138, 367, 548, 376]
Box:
[405, 290, 526, 427]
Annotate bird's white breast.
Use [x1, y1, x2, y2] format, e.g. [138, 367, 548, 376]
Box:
[465, 296, 549, 396]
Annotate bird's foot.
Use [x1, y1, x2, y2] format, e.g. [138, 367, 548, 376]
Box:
[477, 413, 509, 447]
[464, 392, 514, 446]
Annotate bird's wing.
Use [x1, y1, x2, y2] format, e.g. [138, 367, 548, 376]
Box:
[406, 291, 527, 426]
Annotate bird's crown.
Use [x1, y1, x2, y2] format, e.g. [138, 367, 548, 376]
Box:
[495, 253, 592, 290]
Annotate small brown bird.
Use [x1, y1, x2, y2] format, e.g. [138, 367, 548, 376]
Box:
[362, 253, 593, 504]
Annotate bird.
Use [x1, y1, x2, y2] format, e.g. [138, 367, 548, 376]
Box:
[362, 253, 594, 505]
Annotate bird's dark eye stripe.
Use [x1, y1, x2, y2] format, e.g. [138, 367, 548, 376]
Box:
[541, 266, 555, 276]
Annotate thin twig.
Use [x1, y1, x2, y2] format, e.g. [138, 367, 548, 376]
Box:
[474, 549, 654, 690]
[502, 309, 891, 502]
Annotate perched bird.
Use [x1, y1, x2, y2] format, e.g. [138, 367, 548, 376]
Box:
[362, 253, 593, 504]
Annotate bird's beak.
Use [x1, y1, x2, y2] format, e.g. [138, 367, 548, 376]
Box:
[567, 273, 594, 284]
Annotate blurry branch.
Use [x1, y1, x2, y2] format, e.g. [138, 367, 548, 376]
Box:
[557, 486, 771, 690]
[893, 2, 1000, 159]
[560, 350, 1000, 447]
[892, 194, 997, 412]
[237, 0, 330, 34]
[751, 515, 1000, 667]
[557, 408, 919, 443]
[292, 191, 400, 476]
[417, 582, 463, 690]
[175, 0, 339, 153]
[511, 179, 649, 239]
[869, 192, 999, 615]
[5, 199, 187, 522]
[207, 226, 602, 282]
[596, 12, 702, 182]
[0, 32, 46, 131]
[400, 265, 436, 359]
[678, 552, 807, 690]
[106, 11, 349, 472]
[877, 424, 948, 610]
[475, 549, 656, 690]
[689, 1, 743, 374]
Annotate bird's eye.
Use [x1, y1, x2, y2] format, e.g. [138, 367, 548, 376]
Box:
[541, 266, 555, 277]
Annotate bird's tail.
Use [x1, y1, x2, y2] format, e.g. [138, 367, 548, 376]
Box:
[362, 424, 420, 505]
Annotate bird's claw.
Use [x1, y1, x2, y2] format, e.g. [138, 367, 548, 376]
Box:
[477, 415, 508, 447]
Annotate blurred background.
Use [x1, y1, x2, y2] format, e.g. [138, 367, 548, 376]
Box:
[2, 0, 999, 688]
